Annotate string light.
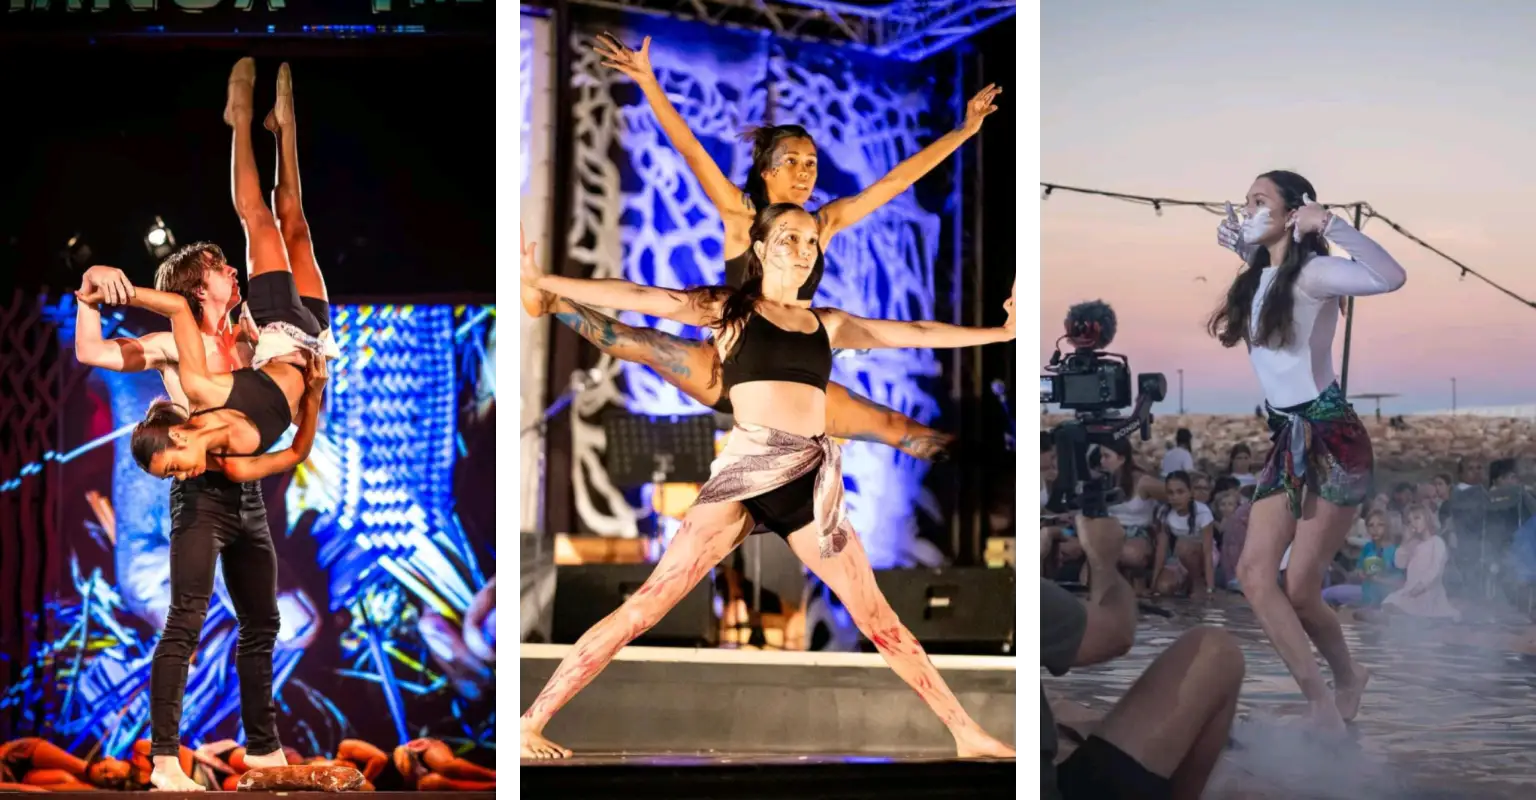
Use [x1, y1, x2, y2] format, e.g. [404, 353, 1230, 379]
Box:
[1041, 182, 1536, 310]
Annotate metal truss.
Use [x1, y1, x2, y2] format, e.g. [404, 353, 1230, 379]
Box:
[564, 0, 1015, 62]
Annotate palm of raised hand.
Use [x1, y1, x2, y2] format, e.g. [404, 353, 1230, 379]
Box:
[592, 32, 655, 84]
[962, 84, 1002, 133]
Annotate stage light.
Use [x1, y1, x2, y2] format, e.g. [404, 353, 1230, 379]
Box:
[144, 216, 176, 260]
[61, 234, 93, 272]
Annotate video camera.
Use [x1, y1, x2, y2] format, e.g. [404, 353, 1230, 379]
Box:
[1042, 300, 1166, 519]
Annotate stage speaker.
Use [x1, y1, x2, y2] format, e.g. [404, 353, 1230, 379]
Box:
[865, 567, 1015, 655]
[521, 530, 556, 643]
[553, 564, 718, 647]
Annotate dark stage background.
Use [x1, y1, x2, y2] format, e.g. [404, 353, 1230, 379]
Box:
[0, 1, 496, 768]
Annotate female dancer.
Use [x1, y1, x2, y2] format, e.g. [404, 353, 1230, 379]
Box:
[1149, 471, 1216, 597]
[592, 33, 999, 295]
[1211, 170, 1406, 732]
[79, 58, 333, 791]
[521, 287, 951, 461]
[519, 206, 1015, 759]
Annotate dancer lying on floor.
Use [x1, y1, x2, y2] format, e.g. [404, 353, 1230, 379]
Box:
[1211, 170, 1406, 733]
[518, 205, 1016, 760]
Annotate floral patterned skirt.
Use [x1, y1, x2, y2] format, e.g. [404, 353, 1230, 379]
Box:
[1253, 382, 1374, 519]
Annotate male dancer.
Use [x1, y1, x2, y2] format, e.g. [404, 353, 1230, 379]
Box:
[73, 61, 321, 791]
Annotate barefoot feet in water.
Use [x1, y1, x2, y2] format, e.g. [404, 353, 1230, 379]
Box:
[520, 721, 572, 760]
[150, 755, 205, 792]
[225, 57, 255, 128]
[1306, 699, 1349, 737]
[953, 727, 1015, 758]
[1334, 663, 1370, 722]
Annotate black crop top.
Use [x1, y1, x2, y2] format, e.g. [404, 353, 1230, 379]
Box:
[720, 311, 832, 393]
[193, 367, 294, 456]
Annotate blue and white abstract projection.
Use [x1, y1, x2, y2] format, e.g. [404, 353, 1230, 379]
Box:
[0, 303, 496, 757]
[565, 19, 949, 567]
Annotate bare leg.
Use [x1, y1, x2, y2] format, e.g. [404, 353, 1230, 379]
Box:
[1236, 494, 1345, 733]
[1283, 496, 1370, 721]
[1087, 627, 1245, 800]
[267, 62, 326, 302]
[1175, 540, 1205, 592]
[519, 502, 754, 758]
[225, 58, 290, 282]
[783, 524, 1014, 757]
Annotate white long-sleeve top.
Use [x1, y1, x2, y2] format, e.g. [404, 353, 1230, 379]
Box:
[1248, 216, 1406, 408]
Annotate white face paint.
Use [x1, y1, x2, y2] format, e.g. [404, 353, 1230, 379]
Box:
[1239, 207, 1273, 245]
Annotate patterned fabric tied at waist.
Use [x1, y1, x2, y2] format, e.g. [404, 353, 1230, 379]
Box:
[694, 424, 852, 559]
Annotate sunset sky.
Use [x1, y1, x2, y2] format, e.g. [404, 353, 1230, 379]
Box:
[1042, 0, 1536, 413]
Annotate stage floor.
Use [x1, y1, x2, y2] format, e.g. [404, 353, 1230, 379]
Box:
[1047, 594, 1536, 799]
[521, 751, 1016, 799]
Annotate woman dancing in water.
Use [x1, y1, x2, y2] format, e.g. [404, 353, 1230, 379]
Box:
[516, 34, 1002, 461]
[1211, 170, 1406, 732]
[519, 205, 1015, 759]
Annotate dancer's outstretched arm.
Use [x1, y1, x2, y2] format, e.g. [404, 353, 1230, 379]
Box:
[73, 266, 172, 373]
[522, 230, 722, 327]
[821, 285, 1014, 350]
[79, 284, 229, 405]
[591, 34, 750, 225]
[216, 355, 326, 482]
[816, 85, 1001, 239]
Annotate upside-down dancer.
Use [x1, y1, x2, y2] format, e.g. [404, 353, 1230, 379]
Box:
[75, 58, 334, 790]
[519, 206, 1017, 760]
[519, 33, 1003, 460]
[1211, 170, 1406, 733]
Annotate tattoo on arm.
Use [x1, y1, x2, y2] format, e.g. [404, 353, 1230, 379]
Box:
[554, 300, 709, 384]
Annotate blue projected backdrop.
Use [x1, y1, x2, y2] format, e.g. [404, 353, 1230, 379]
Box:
[1, 303, 497, 761]
[559, 13, 954, 565]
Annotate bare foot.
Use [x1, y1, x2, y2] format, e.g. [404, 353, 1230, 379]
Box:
[150, 755, 205, 792]
[1306, 700, 1348, 737]
[242, 749, 289, 769]
[520, 722, 572, 760]
[953, 727, 1015, 758]
[225, 57, 256, 127]
[1334, 663, 1370, 722]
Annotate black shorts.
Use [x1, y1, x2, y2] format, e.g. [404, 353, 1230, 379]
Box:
[247, 272, 330, 337]
[740, 469, 817, 538]
[1057, 736, 1171, 800]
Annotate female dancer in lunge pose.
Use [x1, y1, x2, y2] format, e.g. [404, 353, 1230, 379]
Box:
[76, 58, 333, 790]
[519, 205, 1016, 760]
[1211, 170, 1405, 733]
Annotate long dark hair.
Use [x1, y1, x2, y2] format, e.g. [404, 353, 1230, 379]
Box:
[713, 203, 814, 355]
[737, 125, 824, 302]
[1160, 470, 1195, 528]
[1207, 170, 1331, 349]
[1103, 437, 1140, 499]
[1226, 443, 1251, 475]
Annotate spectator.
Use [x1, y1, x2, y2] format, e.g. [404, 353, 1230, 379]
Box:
[1151, 472, 1217, 597]
[1189, 471, 1214, 505]
[1043, 516, 1246, 800]
[1094, 439, 1166, 590]
[1160, 428, 1195, 477]
[1322, 508, 1403, 608]
[1382, 505, 1459, 620]
[1213, 489, 1249, 588]
[1224, 443, 1257, 487]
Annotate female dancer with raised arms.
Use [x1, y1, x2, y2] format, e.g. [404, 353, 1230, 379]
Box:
[1211, 170, 1406, 733]
[519, 205, 1015, 759]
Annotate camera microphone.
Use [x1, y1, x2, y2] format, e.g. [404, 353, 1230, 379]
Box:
[1064, 300, 1117, 350]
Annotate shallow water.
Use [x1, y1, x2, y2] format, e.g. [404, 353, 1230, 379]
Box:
[1046, 594, 1536, 799]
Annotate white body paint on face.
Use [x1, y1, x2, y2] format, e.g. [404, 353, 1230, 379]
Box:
[1240, 207, 1273, 245]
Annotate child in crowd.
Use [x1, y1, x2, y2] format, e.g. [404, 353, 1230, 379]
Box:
[1151, 471, 1217, 597]
[1322, 508, 1404, 608]
[1213, 488, 1249, 589]
[1225, 443, 1257, 487]
[1383, 504, 1460, 620]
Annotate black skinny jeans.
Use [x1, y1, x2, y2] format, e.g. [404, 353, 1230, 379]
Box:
[149, 474, 282, 757]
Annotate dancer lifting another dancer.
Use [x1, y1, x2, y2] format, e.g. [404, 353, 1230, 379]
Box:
[518, 205, 1016, 760]
[1210, 170, 1406, 733]
[517, 34, 1002, 461]
[75, 58, 333, 790]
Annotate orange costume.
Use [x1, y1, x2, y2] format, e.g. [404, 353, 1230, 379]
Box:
[0, 737, 141, 792]
[393, 738, 495, 791]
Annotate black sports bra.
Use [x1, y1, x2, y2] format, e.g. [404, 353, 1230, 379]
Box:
[720, 310, 832, 394]
[192, 366, 295, 456]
